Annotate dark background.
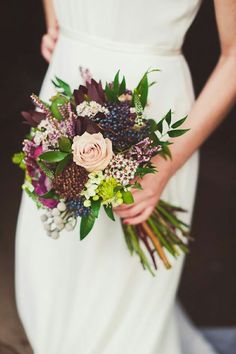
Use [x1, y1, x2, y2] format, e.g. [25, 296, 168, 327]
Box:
[0, 1, 235, 344]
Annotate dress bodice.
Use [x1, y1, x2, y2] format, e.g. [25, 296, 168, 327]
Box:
[53, 0, 202, 52]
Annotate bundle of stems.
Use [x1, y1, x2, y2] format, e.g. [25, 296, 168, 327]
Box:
[121, 199, 191, 276]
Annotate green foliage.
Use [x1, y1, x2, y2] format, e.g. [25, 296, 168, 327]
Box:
[58, 136, 72, 153]
[91, 199, 101, 218]
[52, 76, 72, 98]
[39, 151, 68, 163]
[135, 166, 157, 178]
[40, 189, 60, 200]
[103, 204, 115, 221]
[159, 142, 172, 160]
[134, 68, 159, 109]
[105, 70, 127, 102]
[80, 213, 96, 240]
[55, 154, 72, 176]
[12, 152, 26, 170]
[50, 94, 69, 121]
[22, 184, 43, 209]
[171, 116, 187, 129]
[121, 190, 134, 204]
[37, 160, 55, 179]
[168, 129, 189, 138]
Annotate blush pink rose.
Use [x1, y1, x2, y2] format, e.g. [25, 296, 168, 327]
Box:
[72, 132, 113, 172]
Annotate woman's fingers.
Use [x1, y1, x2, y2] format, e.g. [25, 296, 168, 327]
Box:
[123, 206, 154, 225]
[41, 46, 52, 63]
[41, 28, 59, 62]
[114, 201, 147, 218]
[114, 189, 150, 212]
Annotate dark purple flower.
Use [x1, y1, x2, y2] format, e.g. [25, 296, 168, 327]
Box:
[73, 79, 106, 105]
[75, 116, 101, 135]
[21, 110, 46, 127]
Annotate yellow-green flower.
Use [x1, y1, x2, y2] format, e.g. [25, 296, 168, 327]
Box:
[97, 177, 123, 206]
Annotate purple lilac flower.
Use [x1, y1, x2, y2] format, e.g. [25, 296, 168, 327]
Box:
[125, 137, 160, 163]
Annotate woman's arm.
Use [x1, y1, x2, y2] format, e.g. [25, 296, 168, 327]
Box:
[41, 0, 59, 62]
[115, 0, 236, 224]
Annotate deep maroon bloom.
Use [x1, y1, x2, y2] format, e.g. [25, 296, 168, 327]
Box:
[75, 115, 101, 135]
[73, 79, 106, 105]
[21, 110, 46, 127]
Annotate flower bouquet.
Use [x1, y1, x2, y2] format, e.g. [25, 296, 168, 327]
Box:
[13, 69, 190, 275]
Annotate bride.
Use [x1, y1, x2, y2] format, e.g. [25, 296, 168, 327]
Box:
[15, 1, 236, 353]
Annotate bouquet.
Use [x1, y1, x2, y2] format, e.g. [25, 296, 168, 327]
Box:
[13, 68, 190, 275]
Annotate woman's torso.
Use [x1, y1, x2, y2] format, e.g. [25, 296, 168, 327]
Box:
[53, 0, 202, 53]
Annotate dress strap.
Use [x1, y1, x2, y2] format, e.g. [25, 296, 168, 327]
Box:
[60, 26, 182, 57]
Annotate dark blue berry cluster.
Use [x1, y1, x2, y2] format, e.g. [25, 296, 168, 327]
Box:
[67, 198, 90, 217]
[93, 102, 150, 151]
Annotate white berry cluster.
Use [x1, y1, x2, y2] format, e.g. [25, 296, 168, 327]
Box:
[76, 101, 109, 118]
[40, 201, 76, 239]
[104, 154, 138, 186]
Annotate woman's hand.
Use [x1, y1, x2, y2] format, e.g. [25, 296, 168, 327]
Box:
[41, 26, 59, 63]
[114, 156, 172, 225]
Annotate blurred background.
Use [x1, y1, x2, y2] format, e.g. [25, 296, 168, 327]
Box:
[0, 1, 235, 353]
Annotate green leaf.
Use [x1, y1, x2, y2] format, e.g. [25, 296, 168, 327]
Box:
[160, 143, 172, 160]
[118, 76, 126, 95]
[55, 154, 72, 175]
[105, 83, 117, 102]
[52, 76, 72, 97]
[50, 94, 69, 121]
[168, 129, 189, 138]
[22, 184, 43, 208]
[135, 166, 157, 177]
[91, 199, 101, 218]
[12, 152, 26, 170]
[40, 189, 60, 200]
[37, 160, 55, 179]
[136, 72, 148, 108]
[39, 151, 68, 163]
[149, 119, 157, 132]
[165, 110, 172, 126]
[104, 204, 115, 221]
[171, 116, 187, 129]
[80, 213, 96, 240]
[156, 117, 165, 134]
[122, 190, 134, 204]
[58, 136, 72, 153]
[113, 70, 120, 95]
[150, 131, 159, 146]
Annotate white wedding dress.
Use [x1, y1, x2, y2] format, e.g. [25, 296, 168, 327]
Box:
[15, 1, 217, 353]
